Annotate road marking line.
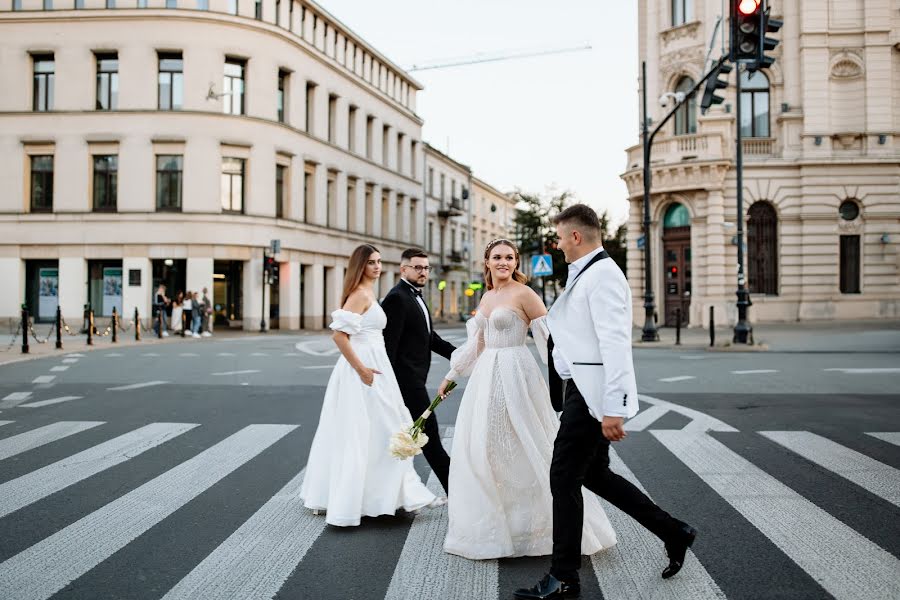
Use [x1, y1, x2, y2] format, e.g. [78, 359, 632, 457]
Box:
[61, 358, 79, 364]
[0, 423, 197, 519]
[216, 352, 236, 356]
[64, 354, 85, 358]
[761, 431, 900, 508]
[104, 353, 123, 357]
[140, 353, 160, 357]
[679, 355, 708, 360]
[49, 366, 69, 372]
[624, 405, 670, 432]
[731, 369, 779, 374]
[107, 381, 168, 391]
[652, 430, 900, 600]
[0, 421, 12, 428]
[178, 353, 198, 357]
[162, 467, 323, 600]
[867, 432, 900, 447]
[20, 396, 83, 408]
[0, 424, 296, 600]
[250, 352, 269, 357]
[639, 395, 737, 433]
[283, 352, 301, 356]
[301, 365, 336, 370]
[211, 370, 261, 376]
[293, 341, 339, 357]
[658, 376, 696, 382]
[32, 375, 56, 384]
[590, 448, 726, 599]
[0, 393, 33, 410]
[0, 421, 104, 462]
[823, 368, 900, 374]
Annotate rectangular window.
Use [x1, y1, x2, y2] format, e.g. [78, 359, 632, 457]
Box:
[156, 155, 183, 211]
[839, 235, 861, 294]
[223, 59, 246, 115]
[30, 155, 53, 213]
[275, 164, 286, 218]
[428, 167, 434, 196]
[326, 170, 337, 228]
[277, 70, 288, 123]
[305, 82, 317, 133]
[228, 0, 237, 14]
[396, 133, 405, 175]
[347, 105, 357, 151]
[327, 94, 337, 143]
[671, 0, 693, 27]
[303, 162, 315, 224]
[440, 174, 445, 201]
[158, 53, 183, 110]
[347, 177, 357, 230]
[95, 53, 118, 111]
[255, 0, 262, 19]
[137, 0, 146, 7]
[275, 0, 281, 26]
[43, 0, 51, 8]
[197, 0, 208, 9]
[382, 125, 390, 167]
[165, 0, 176, 7]
[428, 221, 434, 252]
[221, 158, 245, 213]
[92, 155, 118, 212]
[32, 54, 54, 112]
[13, 0, 22, 10]
[365, 115, 374, 159]
[106, 0, 115, 7]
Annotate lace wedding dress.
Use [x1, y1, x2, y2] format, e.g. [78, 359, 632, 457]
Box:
[443, 307, 616, 559]
[299, 303, 436, 526]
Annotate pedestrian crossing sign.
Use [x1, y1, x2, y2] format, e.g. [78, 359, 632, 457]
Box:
[531, 254, 553, 277]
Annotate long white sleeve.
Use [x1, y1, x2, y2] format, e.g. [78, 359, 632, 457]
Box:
[445, 315, 485, 381]
[530, 315, 550, 365]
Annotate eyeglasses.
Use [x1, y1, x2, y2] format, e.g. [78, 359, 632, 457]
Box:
[404, 265, 431, 273]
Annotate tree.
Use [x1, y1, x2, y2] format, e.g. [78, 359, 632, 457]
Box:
[513, 191, 571, 292]
[599, 212, 628, 276]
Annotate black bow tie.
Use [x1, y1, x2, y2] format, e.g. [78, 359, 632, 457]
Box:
[410, 287, 423, 298]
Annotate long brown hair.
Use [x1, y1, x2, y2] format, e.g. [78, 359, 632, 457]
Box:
[341, 244, 380, 307]
[483, 239, 528, 290]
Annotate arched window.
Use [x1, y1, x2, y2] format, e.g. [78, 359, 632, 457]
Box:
[673, 77, 697, 135]
[671, 0, 694, 27]
[740, 70, 770, 138]
[748, 201, 778, 295]
[663, 203, 690, 228]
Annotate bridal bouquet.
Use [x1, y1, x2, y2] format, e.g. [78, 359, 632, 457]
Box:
[389, 381, 457, 460]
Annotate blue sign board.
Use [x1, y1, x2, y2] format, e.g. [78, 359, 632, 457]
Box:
[531, 254, 553, 277]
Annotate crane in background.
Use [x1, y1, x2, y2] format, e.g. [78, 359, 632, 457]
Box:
[406, 43, 592, 72]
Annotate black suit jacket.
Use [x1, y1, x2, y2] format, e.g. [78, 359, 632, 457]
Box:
[382, 281, 456, 388]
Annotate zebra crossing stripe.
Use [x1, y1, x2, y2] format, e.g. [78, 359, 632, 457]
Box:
[590, 448, 726, 599]
[0, 424, 297, 600]
[20, 396, 83, 408]
[163, 468, 325, 600]
[624, 405, 670, 432]
[385, 476, 498, 600]
[0, 421, 104, 462]
[0, 423, 197, 519]
[652, 430, 900, 600]
[639, 395, 737, 433]
[0, 421, 13, 428]
[761, 431, 900, 508]
[867, 432, 900, 447]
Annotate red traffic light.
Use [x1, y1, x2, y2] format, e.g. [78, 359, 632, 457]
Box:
[738, 0, 760, 15]
[670, 266, 678, 275]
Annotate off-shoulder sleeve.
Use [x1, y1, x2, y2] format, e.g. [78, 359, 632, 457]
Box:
[530, 315, 550, 365]
[445, 315, 485, 381]
[329, 309, 363, 335]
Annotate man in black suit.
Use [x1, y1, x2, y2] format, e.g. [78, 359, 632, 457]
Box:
[382, 248, 456, 493]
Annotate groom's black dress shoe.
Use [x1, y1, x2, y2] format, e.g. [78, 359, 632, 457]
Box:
[513, 573, 580, 599]
[662, 522, 698, 579]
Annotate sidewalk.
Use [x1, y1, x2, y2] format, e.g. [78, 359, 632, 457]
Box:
[633, 319, 900, 353]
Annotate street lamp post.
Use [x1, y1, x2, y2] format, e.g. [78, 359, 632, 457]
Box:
[733, 67, 753, 343]
[640, 61, 659, 342]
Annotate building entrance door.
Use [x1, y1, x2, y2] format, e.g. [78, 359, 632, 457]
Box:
[662, 226, 691, 326]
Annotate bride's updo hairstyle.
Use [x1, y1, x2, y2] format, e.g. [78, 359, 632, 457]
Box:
[341, 244, 380, 306]
[483, 238, 529, 290]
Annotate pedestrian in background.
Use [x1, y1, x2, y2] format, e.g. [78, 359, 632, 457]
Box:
[201, 287, 213, 337]
[154, 283, 170, 337]
[171, 292, 184, 335]
[191, 291, 202, 338]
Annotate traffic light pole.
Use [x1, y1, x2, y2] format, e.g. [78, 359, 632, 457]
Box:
[733, 67, 753, 343]
[260, 250, 267, 333]
[640, 59, 724, 342]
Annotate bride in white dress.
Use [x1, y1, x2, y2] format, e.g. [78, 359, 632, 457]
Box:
[299, 244, 436, 526]
[438, 239, 616, 559]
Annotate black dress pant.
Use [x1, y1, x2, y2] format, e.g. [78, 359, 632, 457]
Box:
[550, 381, 679, 582]
[399, 383, 451, 494]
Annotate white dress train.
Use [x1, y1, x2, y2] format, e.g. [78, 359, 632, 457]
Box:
[299, 303, 436, 526]
[443, 307, 617, 559]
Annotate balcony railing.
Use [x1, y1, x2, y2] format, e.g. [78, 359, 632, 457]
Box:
[742, 138, 775, 158]
[447, 250, 464, 263]
[626, 132, 726, 170]
[438, 198, 465, 219]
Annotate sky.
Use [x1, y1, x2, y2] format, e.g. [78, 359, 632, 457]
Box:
[320, 0, 639, 227]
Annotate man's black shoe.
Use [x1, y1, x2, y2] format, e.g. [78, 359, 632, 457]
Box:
[513, 573, 580, 599]
[662, 523, 697, 579]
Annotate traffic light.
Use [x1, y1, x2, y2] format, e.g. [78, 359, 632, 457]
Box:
[731, 0, 762, 64]
[756, 5, 782, 71]
[264, 255, 277, 285]
[700, 58, 732, 113]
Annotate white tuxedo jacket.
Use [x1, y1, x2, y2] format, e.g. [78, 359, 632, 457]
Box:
[547, 252, 639, 421]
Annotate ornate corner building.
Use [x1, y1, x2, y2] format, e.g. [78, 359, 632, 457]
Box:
[0, 0, 515, 329]
[623, 0, 900, 327]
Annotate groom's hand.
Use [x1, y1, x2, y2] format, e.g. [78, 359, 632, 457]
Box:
[601, 416, 627, 442]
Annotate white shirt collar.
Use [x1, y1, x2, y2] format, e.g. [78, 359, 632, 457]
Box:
[567, 245, 605, 279]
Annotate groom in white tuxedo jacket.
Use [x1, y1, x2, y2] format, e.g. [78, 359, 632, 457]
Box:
[516, 204, 697, 600]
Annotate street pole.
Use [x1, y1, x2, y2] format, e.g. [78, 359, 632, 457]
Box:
[641, 61, 660, 342]
[733, 67, 753, 344]
[260, 249, 267, 333]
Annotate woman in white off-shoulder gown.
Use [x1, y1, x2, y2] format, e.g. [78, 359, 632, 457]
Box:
[299, 244, 436, 526]
[437, 239, 616, 559]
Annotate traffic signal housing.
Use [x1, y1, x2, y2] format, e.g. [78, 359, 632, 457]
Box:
[756, 6, 782, 71]
[700, 58, 732, 113]
[731, 0, 762, 64]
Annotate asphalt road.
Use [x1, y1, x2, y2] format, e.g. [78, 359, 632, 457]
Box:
[0, 328, 898, 600]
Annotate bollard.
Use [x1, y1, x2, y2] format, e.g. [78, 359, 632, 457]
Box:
[675, 308, 681, 345]
[21, 305, 29, 354]
[87, 310, 94, 346]
[111, 307, 118, 343]
[55, 305, 63, 350]
[134, 307, 141, 341]
[709, 306, 715, 347]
